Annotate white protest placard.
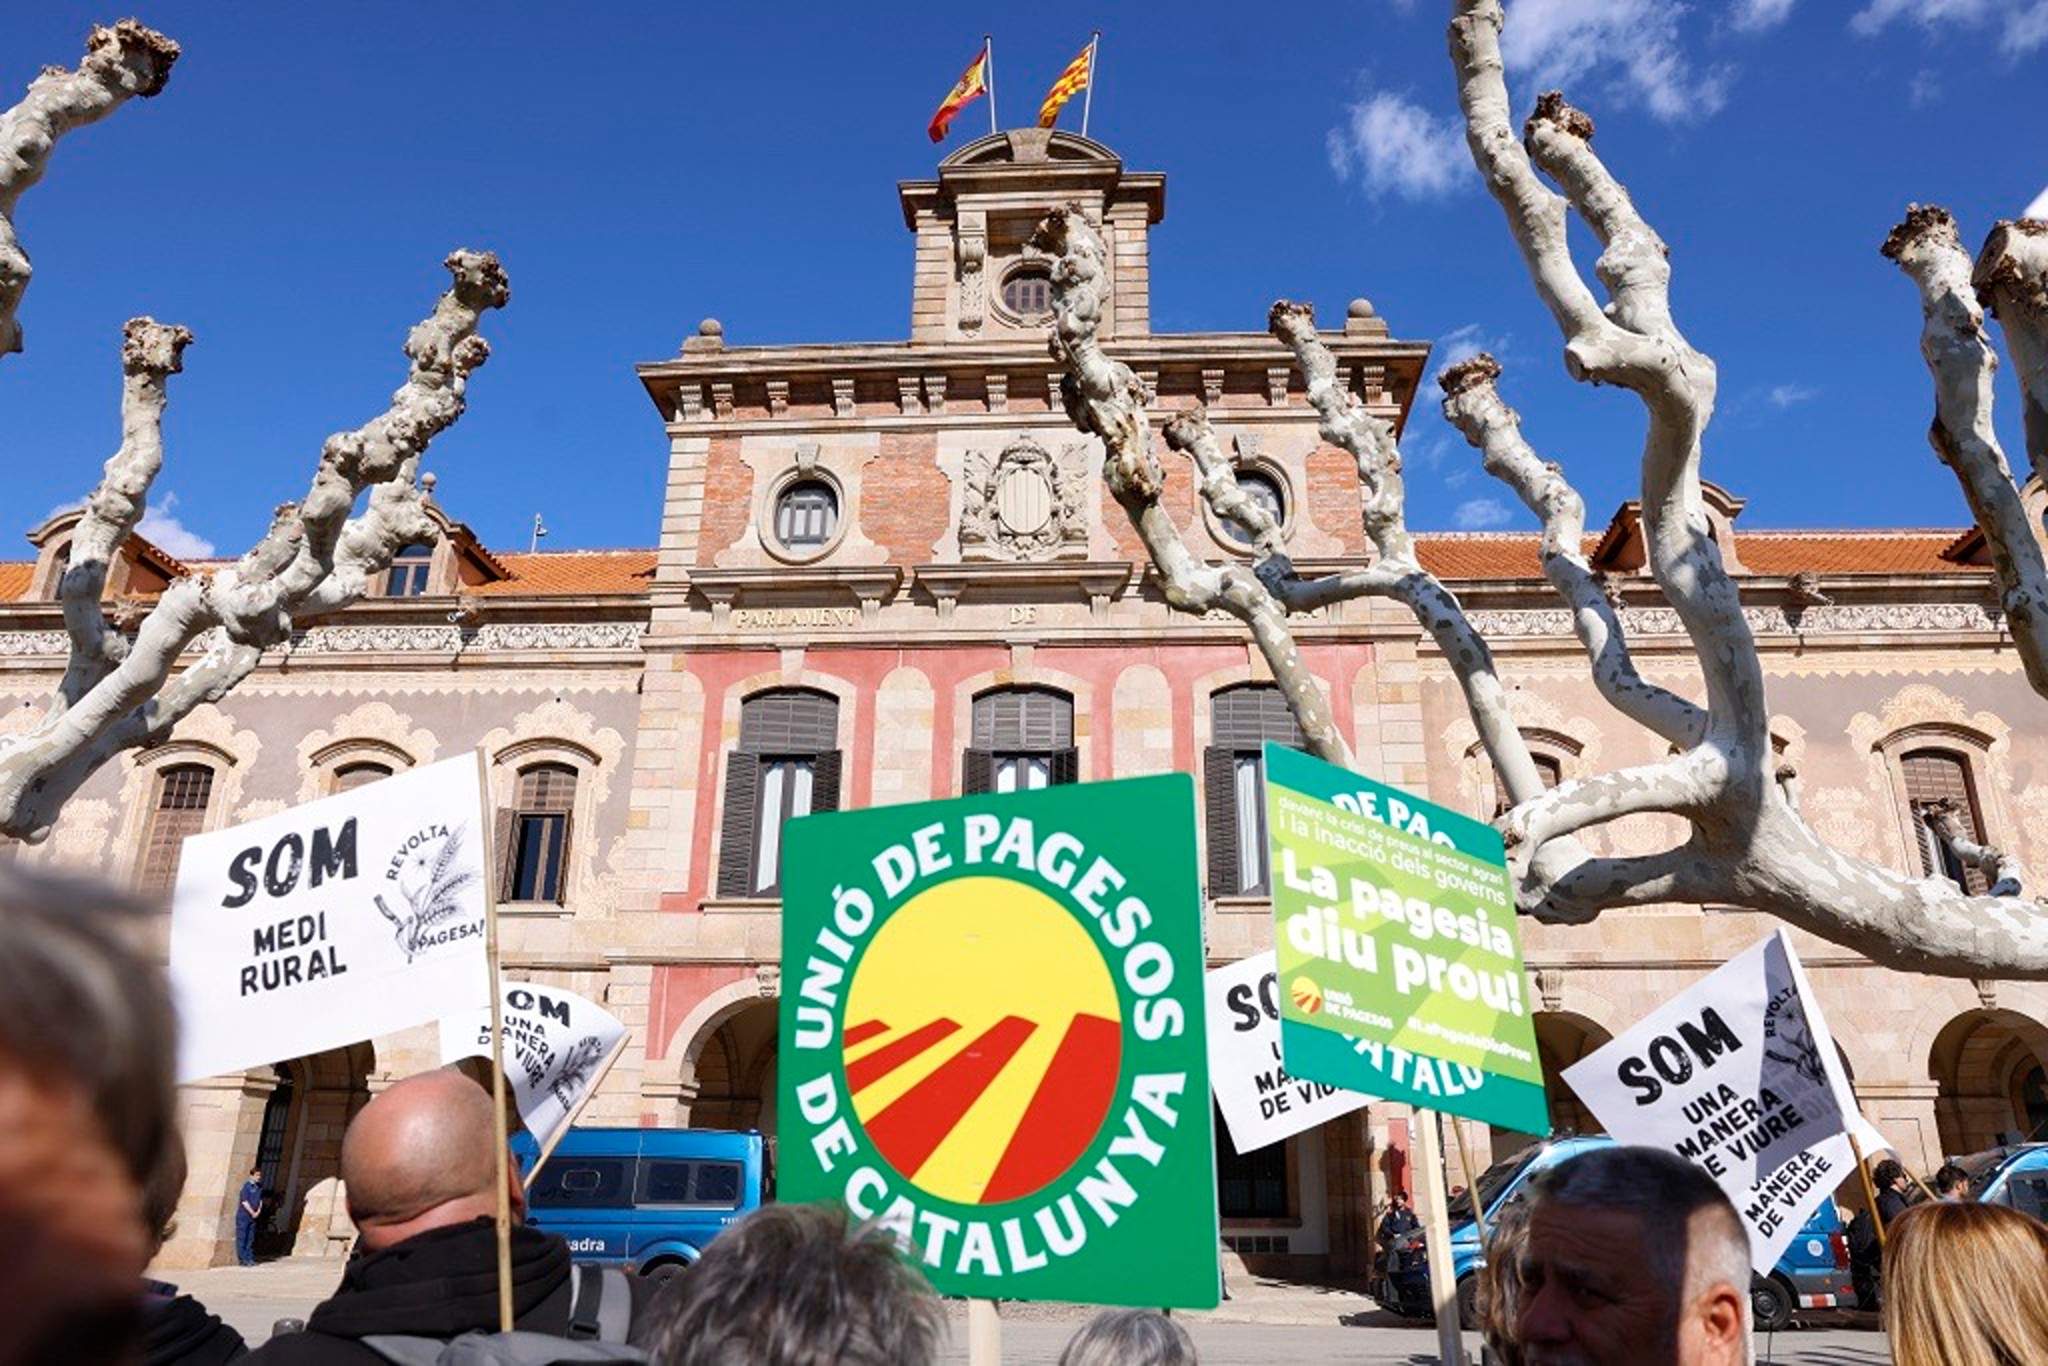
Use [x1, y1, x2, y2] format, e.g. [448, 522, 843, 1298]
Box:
[1564, 929, 1863, 1270]
[1208, 950, 1373, 1154]
[441, 981, 627, 1150]
[171, 754, 492, 1083]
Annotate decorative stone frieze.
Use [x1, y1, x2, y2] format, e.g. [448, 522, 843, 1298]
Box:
[1462, 602, 2000, 639]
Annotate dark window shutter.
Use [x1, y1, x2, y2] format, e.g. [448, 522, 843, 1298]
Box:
[962, 749, 994, 795]
[716, 754, 761, 898]
[551, 811, 574, 905]
[811, 750, 843, 813]
[1203, 746, 1240, 897]
[1050, 747, 1079, 786]
[492, 806, 518, 902]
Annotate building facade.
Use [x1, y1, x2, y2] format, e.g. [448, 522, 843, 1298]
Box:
[5, 130, 2043, 1276]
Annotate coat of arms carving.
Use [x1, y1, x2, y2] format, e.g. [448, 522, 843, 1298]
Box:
[959, 438, 1090, 561]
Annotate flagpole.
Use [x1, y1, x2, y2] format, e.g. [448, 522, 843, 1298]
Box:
[1080, 31, 1099, 138]
[522, 1032, 631, 1194]
[984, 35, 997, 135]
[475, 747, 515, 1334]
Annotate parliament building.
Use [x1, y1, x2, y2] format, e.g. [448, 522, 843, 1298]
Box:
[4, 130, 2043, 1277]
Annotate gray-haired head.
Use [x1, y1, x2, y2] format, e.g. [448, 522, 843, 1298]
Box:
[0, 864, 176, 1190]
[1058, 1308, 1198, 1366]
[643, 1202, 944, 1366]
[1524, 1145, 1752, 1349]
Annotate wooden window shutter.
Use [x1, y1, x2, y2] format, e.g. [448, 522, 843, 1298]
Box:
[1203, 746, 1239, 897]
[1900, 748, 1989, 894]
[550, 811, 574, 905]
[1050, 748, 1079, 786]
[492, 805, 518, 902]
[716, 754, 761, 898]
[811, 750, 843, 813]
[962, 749, 993, 795]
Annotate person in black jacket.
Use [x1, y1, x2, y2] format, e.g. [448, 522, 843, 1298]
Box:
[1849, 1156, 1917, 1311]
[246, 1067, 658, 1363]
[140, 1130, 247, 1365]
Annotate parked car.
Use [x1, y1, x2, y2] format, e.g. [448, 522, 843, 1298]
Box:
[1373, 1134, 1854, 1333]
[512, 1126, 766, 1278]
[1951, 1141, 2048, 1219]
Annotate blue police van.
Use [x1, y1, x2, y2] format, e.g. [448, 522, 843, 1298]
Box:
[1953, 1141, 2048, 1218]
[1375, 1134, 1854, 1332]
[513, 1127, 766, 1278]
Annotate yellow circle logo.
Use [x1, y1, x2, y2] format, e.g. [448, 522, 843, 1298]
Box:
[1291, 975, 1324, 1015]
[841, 876, 1122, 1205]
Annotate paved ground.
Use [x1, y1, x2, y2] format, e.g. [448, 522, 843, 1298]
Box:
[161, 1257, 1894, 1363]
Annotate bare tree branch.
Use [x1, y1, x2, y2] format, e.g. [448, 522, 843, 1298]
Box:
[1884, 205, 2048, 698]
[1924, 799, 2025, 899]
[0, 20, 178, 360]
[1972, 218, 2048, 479]
[0, 251, 507, 841]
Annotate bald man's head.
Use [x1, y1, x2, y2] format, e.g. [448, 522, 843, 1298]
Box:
[342, 1068, 515, 1250]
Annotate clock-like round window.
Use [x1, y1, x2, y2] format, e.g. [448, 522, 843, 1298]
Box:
[775, 480, 839, 550]
[1001, 267, 1053, 320]
[1222, 471, 1285, 545]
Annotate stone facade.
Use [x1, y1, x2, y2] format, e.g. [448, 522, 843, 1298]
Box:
[6, 130, 2044, 1279]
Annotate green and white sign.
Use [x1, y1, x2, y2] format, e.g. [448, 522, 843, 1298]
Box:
[778, 774, 1220, 1308]
[1265, 743, 1548, 1136]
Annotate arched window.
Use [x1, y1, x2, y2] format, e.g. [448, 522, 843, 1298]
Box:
[1204, 685, 1308, 897]
[1493, 752, 1563, 819]
[138, 763, 214, 894]
[964, 688, 1076, 794]
[717, 690, 842, 898]
[1899, 747, 1990, 895]
[330, 761, 393, 794]
[498, 763, 577, 904]
[384, 543, 434, 597]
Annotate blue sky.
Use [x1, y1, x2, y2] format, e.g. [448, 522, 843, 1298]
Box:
[0, 1, 2042, 556]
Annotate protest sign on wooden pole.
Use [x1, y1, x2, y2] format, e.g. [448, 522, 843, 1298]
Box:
[1414, 1109, 1469, 1366]
[1449, 1113, 1490, 1252]
[1847, 1129, 1886, 1251]
[475, 747, 514, 1334]
[522, 1032, 629, 1194]
[967, 1299, 1001, 1365]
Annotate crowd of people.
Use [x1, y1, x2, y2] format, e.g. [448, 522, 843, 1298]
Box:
[4, 866, 2048, 1365]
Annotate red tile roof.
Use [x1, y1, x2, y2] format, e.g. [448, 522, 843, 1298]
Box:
[469, 550, 656, 596]
[1412, 531, 1981, 580]
[0, 563, 30, 602]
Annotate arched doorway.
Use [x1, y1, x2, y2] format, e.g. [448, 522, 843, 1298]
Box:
[1488, 1012, 1613, 1163]
[1929, 1009, 2048, 1156]
[688, 999, 778, 1136]
[252, 1042, 375, 1257]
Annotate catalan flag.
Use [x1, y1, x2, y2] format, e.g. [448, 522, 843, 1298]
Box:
[1037, 39, 1094, 129]
[928, 42, 991, 143]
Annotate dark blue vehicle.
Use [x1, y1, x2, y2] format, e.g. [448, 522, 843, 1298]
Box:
[1954, 1141, 2048, 1219]
[513, 1127, 766, 1278]
[1374, 1135, 1853, 1332]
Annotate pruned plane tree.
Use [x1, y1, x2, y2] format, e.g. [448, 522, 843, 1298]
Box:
[0, 22, 508, 843]
[1031, 0, 2048, 979]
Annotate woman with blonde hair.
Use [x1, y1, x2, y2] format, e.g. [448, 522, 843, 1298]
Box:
[1882, 1199, 2048, 1366]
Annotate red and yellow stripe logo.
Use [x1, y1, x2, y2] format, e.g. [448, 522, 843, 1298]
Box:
[842, 876, 1121, 1205]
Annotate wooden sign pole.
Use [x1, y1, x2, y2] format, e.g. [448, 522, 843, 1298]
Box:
[967, 1298, 1001, 1365]
[475, 748, 515, 1333]
[522, 1033, 631, 1193]
[1847, 1129, 1887, 1251]
[1413, 1109, 1470, 1366]
[1449, 1115, 1491, 1252]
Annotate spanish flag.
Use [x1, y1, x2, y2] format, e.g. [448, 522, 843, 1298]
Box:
[1037, 40, 1093, 129]
[928, 43, 990, 143]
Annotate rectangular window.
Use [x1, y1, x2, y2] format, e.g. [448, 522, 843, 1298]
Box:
[528, 1157, 634, 1209]
[509, 813, 568, 902]
[1215, 1108, 1290, 1219]
[637, 1159, 746, 1209]
[1233, 753, 1267, 894]
[753, 758, 815, 895]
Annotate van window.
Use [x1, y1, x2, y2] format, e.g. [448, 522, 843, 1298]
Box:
[2006, 1172, 2048, 1222]
[638, 1159, 746, 1209]
[530, 1158, 634, 1209]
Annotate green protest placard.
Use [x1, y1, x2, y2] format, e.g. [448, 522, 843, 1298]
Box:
[777, 774, 1219, 1309]
[1265, 742, 1548, 1136]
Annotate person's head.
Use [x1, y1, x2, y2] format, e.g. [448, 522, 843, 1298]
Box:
[643, 1203, 943, 1365]
[1057, 1308, 1197, 1366]
[0, 866, 179, 1363]
[340, 1066, 521, 1252]
[1515, 1146, 1751, 1366]
[1391, 1189, 1411, 1208]
[1882, 1200, 2048, 1366]
[1933, 1162, 1969, 1200]
[1476, 1201, 1531, 1366]
[1873, 1158, 1906, 1193]
[246, 1164, 261, 1182]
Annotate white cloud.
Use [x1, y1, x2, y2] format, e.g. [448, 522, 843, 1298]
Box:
[1326, 92, 1471, 200]
[1430, 322, 1512, 387]
[135, 492, 217, 560]
[1852, 0, 2048, 57]
[1454, 497, 1514, 530]
[1768, 383, 1820, 408]
[1502, 0, 1731, 122]
[2026, 184, 2048, 218]
[1731, 0, 1797, 30]
[1908, 68, 1943, 105]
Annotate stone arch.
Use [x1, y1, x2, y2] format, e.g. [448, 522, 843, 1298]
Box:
[114, 704, 260, 887]
[645, 973, 780, 1121]
[1927, 1006, 2048, 1155]
[949, 662, 1096, 788]
[294, 700, 440, 801]
[480, 699, 626, 913]
[1536, 1010, 1613, 1138]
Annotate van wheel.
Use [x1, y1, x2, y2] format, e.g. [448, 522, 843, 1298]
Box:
[641, 1260, 687, 1284]
[1456, 1276, 1480, 1328]
[1750, 1275, 1794, 1332]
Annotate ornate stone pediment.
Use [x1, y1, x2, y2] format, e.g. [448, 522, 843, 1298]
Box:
[959, 438, 1090, 562]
